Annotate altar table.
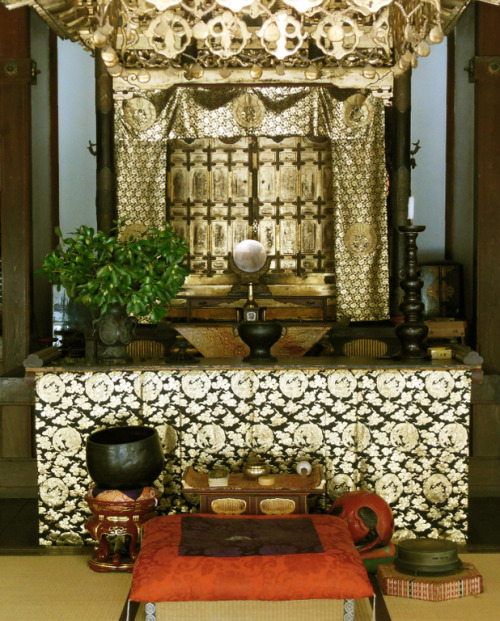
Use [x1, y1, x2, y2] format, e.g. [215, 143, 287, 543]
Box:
[29, 358, 473, 546]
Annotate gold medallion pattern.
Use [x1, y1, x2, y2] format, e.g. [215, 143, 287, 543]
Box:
[344, 223, 378, 256]
[34, 367, 471, 545]
[342, 94, 374, 129]
[232, 93, 265, 128]
[123, 97, 157, 131]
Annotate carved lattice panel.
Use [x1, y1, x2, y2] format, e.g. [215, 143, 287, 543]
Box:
[166, 136, 335, 295]
[256, 136, 334, 279]
[167, 137, 251, 278]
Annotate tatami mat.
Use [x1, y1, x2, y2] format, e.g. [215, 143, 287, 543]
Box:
[1, 552, 497, 621]
[0, 554, 131, 621]
[132, 597, 375, 621]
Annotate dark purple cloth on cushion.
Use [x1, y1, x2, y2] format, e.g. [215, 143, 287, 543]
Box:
[178, 516, 324, 557]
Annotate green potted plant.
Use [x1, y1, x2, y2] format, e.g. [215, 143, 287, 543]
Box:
[40, 222, 188, 362]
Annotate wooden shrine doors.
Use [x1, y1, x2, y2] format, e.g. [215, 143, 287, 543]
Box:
[166, 136, 336, 307]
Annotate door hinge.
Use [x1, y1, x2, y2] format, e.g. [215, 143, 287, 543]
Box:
[466, 56, 500, 82]
[0, 58, 38, 84]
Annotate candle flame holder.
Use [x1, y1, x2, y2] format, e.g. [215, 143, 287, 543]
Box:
[396, 224, 429, 359]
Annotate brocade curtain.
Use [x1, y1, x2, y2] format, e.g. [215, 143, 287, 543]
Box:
[115, 86, 389, 321]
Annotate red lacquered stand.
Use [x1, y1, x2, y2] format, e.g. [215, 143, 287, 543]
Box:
[85, 489, 159, 572]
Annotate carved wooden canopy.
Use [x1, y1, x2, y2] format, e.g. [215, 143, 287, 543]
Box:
[1, 0, 488, 100]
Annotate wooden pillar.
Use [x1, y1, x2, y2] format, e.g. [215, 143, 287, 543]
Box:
[389, 70, 412, 316]
[469, 3, 500, 496]
[0, 6, 32, 372]
[95, 50, 116, 234]
[475, 4, 500, 370]
[0, 6, 36, 493]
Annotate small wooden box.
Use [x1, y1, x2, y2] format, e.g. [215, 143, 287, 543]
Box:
[421, 262, 463, 319]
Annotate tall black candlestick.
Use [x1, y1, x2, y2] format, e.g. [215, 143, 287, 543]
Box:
[396, 224, 428, 359]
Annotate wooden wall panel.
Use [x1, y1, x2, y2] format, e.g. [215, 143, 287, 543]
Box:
[470, 4, 500, 497]
[0, 6, 35, 496]
[0, 6, 32, 372]
[0, 406, 32, 458]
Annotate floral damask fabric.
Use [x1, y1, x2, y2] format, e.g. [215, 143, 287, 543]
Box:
[34, 367, 471, 546]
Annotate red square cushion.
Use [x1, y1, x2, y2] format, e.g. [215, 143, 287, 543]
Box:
[130, 514, 373, 602]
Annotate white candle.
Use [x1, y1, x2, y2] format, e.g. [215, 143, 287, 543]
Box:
[408, 196, 415, 221]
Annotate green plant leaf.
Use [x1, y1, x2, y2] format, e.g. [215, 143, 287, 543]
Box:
[37, 221, 188, 322]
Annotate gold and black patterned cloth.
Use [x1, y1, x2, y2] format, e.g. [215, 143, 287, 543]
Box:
[34, 367, 470, 546]
[115, 86, 389, 321]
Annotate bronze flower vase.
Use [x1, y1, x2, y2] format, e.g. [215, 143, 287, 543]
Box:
[93, 303, 137, 364]
[234, 321, 286, 363]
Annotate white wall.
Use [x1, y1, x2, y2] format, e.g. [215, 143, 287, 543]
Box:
[58, 39, 96, 235]
[411, 41, 448, 263]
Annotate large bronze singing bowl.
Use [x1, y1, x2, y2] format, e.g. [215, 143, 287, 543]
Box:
[86, 426, 164, 490]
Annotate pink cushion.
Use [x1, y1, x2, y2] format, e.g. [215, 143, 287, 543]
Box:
[88, 486, 158, 503]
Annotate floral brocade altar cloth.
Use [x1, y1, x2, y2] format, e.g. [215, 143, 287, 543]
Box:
[32, 363, 472, 546]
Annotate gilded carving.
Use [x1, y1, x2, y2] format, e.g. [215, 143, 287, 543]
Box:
[145, 12, 192, 59]
[313, 11, 364, 60]
[205, 12, 251, 59]
[257, 11, 306, 60]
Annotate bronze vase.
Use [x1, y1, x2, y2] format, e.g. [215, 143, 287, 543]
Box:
[93, 303, 137, 363]
[235, 321, 286, 363]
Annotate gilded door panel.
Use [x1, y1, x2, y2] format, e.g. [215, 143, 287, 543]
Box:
[301, 220, 317, 255]
[190, 167, 208, 201]
[258, 166, 276, 201]
[233, 221, 250, 247]
[212, 222, 228, 256]
[280, 167, 298, 202]
[232, 168, 250, 200]
[171, 168, 187, 202]
[301, 166, 316, 201]
[259, 220, 275, 256]
[166, 136, 335, 297]
[212, 167, 228, 202]
[280, 220, 297, 255]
